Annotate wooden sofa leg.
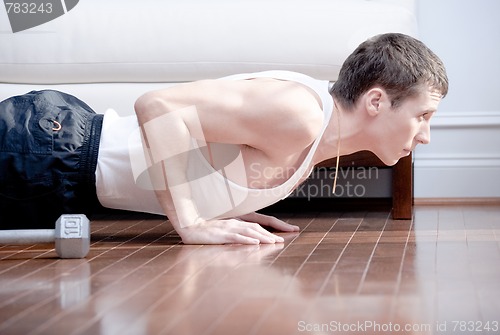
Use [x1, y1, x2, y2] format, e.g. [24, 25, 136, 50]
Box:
[391, 153, 413, 219]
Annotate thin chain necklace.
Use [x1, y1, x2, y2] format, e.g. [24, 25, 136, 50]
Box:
[332, 102, 341, 194]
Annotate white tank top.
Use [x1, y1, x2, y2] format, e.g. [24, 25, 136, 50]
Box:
[95, 71, 333, 218]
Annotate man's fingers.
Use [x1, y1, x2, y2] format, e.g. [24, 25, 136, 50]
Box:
[227, 220, 284, 244]
[224, 233, 261, 245]
[249, 213, 300, 232]
[265, 218, 300, 232]
[245, 221, 285, 243]
[179, 218, 290, 245]
[238, 213, 299, 232]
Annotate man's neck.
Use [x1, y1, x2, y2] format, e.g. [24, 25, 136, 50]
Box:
[313, 98, 373, 164]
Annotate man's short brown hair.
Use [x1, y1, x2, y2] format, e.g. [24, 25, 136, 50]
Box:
[331, 33, 449, 110]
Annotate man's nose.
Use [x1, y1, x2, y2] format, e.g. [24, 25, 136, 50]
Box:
[417, 123, 431, 145]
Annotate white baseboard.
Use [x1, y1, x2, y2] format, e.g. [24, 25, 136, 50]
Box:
[414, 197, 500, 206]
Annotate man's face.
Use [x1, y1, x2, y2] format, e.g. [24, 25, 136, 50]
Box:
[372, 86, 442, 166]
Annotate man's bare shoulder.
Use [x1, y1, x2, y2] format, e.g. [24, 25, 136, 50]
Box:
[242, 78, 325, 155]
[135, 77, 325, 157]
[137, 77, 322, 115]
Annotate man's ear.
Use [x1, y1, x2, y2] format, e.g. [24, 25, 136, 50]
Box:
[364, 87, 387, 117]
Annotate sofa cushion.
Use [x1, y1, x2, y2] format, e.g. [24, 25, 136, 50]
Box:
[0, 0, 417, 84]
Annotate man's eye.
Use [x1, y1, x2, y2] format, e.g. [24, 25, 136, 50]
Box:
[419, 113, 430, 121]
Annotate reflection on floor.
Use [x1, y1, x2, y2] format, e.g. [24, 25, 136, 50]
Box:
[1, 205, 499, 335]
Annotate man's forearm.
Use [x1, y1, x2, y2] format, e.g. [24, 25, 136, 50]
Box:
[135, 100, 204, 230]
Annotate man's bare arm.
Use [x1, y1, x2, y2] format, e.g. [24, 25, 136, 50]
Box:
[133, 78, 317, 244]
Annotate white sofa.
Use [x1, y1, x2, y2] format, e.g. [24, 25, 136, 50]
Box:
[0, 0, 418, 218]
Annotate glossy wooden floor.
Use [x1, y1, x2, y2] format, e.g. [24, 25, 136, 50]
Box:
[1, 205, 499, 335]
